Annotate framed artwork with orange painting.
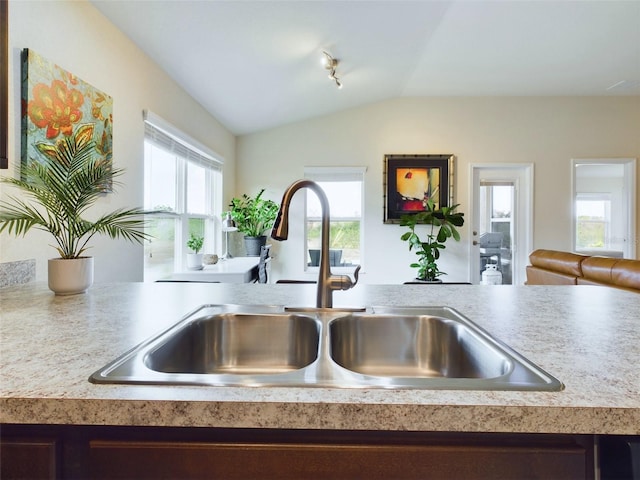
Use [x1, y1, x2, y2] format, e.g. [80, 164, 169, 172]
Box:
[21, 49, 112, 182]
[383, 154, 454, 223]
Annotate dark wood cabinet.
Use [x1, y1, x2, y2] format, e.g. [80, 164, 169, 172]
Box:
[89, 438, 589, 480]
[0, 437, 58, 480]
[1, 425, 595, 480]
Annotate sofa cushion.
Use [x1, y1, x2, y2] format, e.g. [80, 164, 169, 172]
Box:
[580, 256, 618, 284]
[612, 259, 640, 290]
[528, 249, 587, 277]
[581, 257, 640, 291]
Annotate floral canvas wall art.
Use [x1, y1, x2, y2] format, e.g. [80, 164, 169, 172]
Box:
[21, 49, 112, 177]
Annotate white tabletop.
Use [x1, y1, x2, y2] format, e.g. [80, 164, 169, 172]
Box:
[168, 257, 260, 283]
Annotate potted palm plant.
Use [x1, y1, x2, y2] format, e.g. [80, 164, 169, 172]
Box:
[0, 124, 149, 295]
[400, 200, 465, 282]
[229, 189, 279, 256]
[186, 233, 204, 270]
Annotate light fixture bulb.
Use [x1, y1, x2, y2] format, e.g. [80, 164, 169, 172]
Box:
[321, 51, 343, 89]
[322, 51, 332, 66]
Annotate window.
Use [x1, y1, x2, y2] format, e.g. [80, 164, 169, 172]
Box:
[143, 112, 222, 281]
[480, 182, 513, 247]
[575, 194, 611, 251]
[304, 167, 365, 270]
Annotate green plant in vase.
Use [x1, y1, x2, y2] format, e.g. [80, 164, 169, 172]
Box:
[400, 200, 465, 282]
[229, 189, 279, 256]
[185, 233, 204, 270]
[0, 124, 149, 294]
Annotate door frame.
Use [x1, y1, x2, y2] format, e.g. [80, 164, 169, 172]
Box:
[469, 164, 534, 285]
[570, 158, 637, 259]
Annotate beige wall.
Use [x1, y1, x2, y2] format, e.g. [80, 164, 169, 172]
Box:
[1, 0, 236, 282]
[238, 97, 640, 284]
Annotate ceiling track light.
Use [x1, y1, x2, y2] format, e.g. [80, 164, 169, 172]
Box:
[322, 51, 342, 89]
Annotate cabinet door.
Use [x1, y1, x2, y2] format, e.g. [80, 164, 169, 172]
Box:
[0, 438, 58, 480]
[90, 440, 588, 480]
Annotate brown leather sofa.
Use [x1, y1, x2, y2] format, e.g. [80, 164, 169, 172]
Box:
[526, 249, 640, 293]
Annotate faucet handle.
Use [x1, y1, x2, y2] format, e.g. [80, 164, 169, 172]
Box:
[330, 265, 361, 292]
[343, 265, 361, 290]
[351, 265, 361, 286]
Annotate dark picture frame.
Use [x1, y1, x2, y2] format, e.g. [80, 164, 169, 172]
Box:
[1, 0, 8, 169]
[383, 154, 455, 224]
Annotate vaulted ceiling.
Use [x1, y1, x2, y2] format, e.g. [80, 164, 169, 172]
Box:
[91, 0, 640, 135]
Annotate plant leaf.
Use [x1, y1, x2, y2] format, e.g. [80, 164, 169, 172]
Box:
[0, 125, 149, 258]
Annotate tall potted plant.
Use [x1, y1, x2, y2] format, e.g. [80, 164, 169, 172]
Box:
[400, 200, 465, 282]
[229, 189, 279, 256]
[0, 124, 149, 295]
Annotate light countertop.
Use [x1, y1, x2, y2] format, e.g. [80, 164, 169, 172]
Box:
[1, 282, 638, 435]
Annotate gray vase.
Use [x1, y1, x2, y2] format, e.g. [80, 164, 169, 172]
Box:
[244, 236, 267, 256]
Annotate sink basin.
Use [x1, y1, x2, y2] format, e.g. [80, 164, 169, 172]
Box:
[145, 313, 320, 375]
[329, 314, 510, 379]
[91, 305, 321, 387]
[90, 305, 563, 391]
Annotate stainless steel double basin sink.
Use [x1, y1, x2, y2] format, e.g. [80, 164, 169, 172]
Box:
[90, 305, 563, 391]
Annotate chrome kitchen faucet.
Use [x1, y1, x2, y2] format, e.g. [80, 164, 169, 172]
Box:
[271, 179, 360, 308]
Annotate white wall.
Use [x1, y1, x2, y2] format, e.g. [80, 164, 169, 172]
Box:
[1, 0, 236, 282]
[237, 97, 640, 284]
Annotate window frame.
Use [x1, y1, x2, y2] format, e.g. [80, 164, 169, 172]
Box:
[480, 182, 514, 248]
[303, 166, 366, 273]
[143, 111, 223, 280]
[575, 193, 612, 252]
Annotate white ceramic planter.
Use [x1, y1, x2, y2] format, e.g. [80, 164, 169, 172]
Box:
[186, 253, 204, 270]
[48, 257, 94, 295]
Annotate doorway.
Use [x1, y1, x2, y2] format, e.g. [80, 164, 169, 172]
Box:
[470, 164, 533, 285]
[571, 158, 636, 259]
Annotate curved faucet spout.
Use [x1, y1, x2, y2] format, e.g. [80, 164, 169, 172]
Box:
[271, 179, 359, 308]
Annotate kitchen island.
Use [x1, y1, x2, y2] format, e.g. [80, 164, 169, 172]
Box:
[1, 282, 638, 478]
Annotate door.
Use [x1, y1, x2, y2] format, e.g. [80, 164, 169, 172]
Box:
[470, 165, 533, 285]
